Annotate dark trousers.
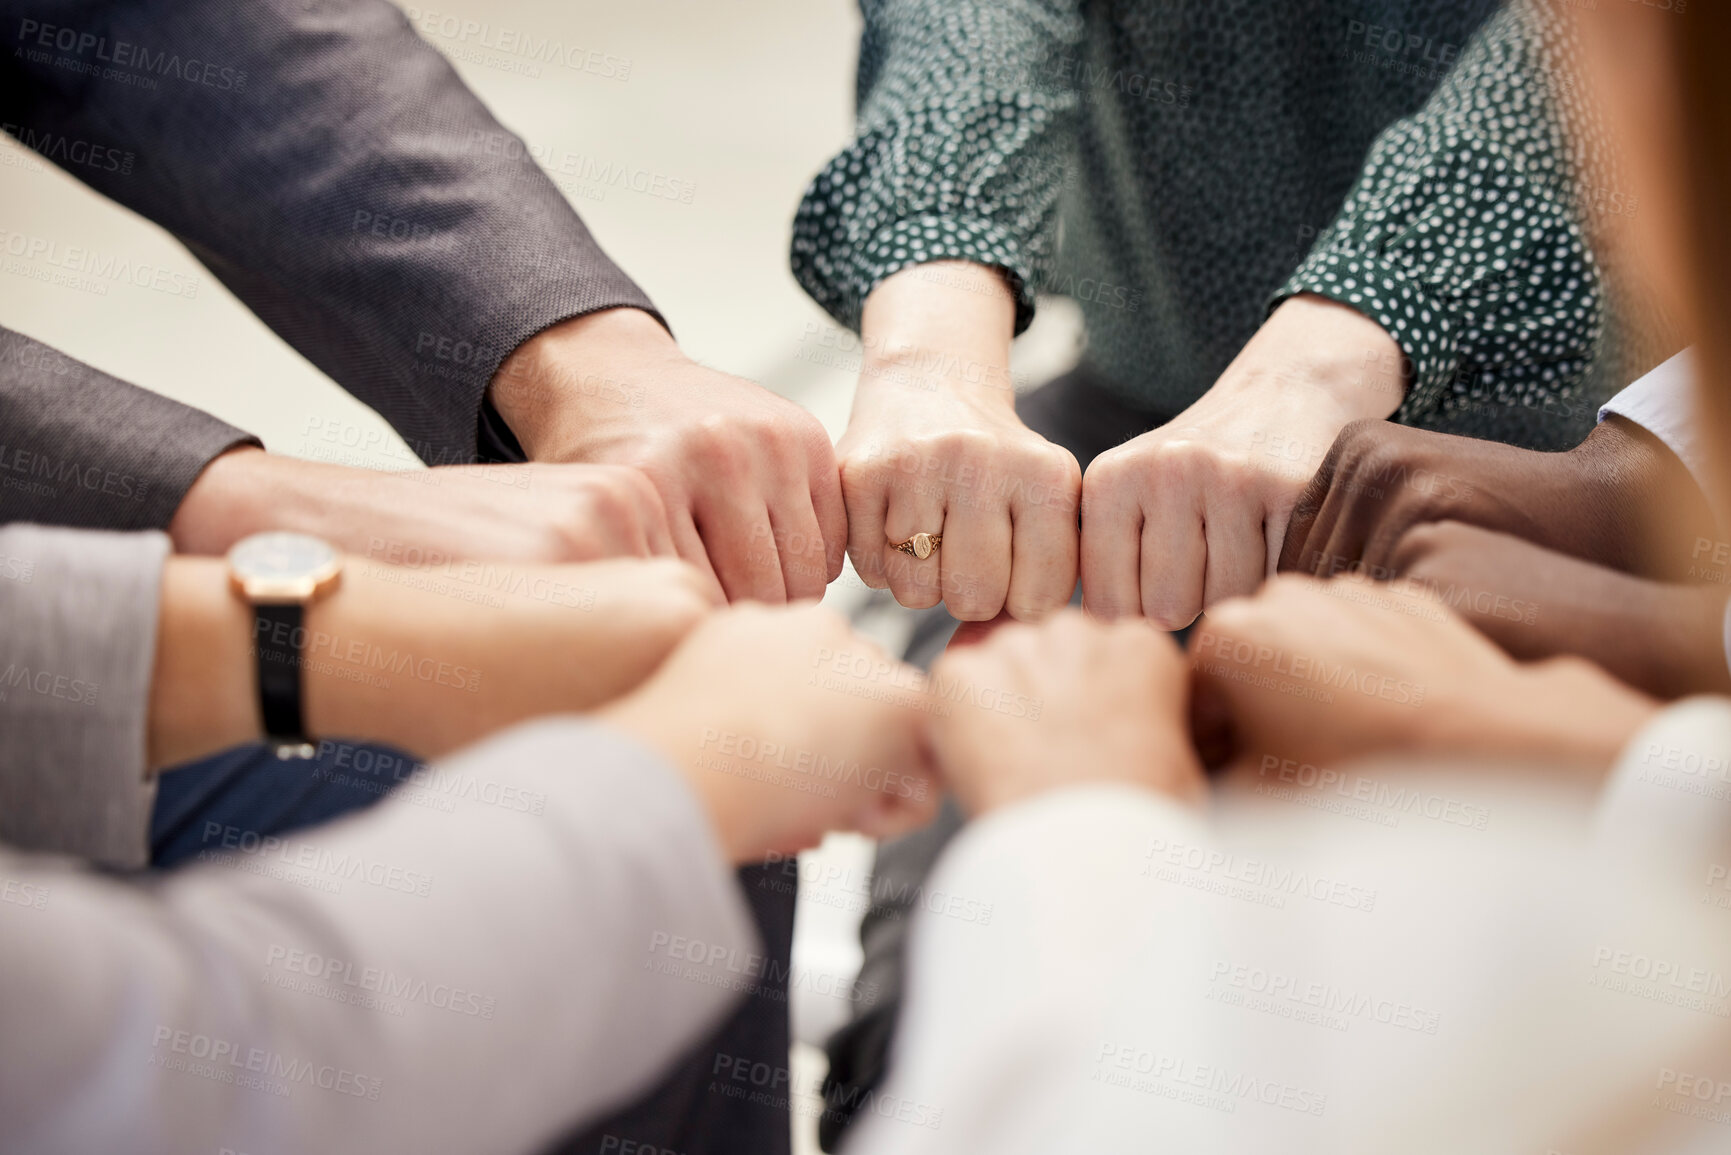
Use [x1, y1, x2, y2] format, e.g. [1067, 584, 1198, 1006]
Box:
[819, 363, 1172, 1149]
[151, 740, 797, 1155]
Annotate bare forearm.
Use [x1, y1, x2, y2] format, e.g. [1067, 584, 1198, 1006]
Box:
[144, 555, 676, 771]
[856, 261, 1018, 405]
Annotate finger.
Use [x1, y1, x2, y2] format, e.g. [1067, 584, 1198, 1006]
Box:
[1140, 487, 1206, 629]
[1080, 471, 1143, 619]
[1006, 468, 1081, 620]
[842, 459, 891, 590]
[697, 495, 789, 603]
[770, 496, 831, 600]
[808, 449, 849, 583]
[948, 611, 1017, 649]
[668, 508, 726, 603]
[1201, 494, 1266, 609]
[1314, 479, 1401, 583]
[1276, 448, 1343, 574]
[939, 493, 1011, 621]
[882, 475, 947, 611]
[633, 477, 678, 559]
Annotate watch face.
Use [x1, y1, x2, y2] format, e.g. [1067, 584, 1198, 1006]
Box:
[228, 532, 342, 603]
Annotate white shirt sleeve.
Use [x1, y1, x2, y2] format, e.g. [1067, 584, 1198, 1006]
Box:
[0, 718, 757, 1155]
[855, 745, 1731, 1154]
[1599, 349, 1720, 524]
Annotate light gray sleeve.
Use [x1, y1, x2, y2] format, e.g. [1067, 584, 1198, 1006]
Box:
[0, 717, 756, 1155]
[0, 523, 167, 869]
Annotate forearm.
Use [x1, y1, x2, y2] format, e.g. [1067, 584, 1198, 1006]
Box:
[0, 325, 257, 532]
[486, 307, 678, 460]
[1208, 293, 1406, 425]
[855, 262, 1018, 409]
[147, 553, 642, 769]
[0, 721, 755, 1155]
[4, 0, 655, 464]
[790, 0, 1082, 332]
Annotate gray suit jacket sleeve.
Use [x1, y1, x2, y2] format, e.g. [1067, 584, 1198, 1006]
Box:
[1, 0, 659, 466]
[0, 523, 167, 868]
[0, 717, 758, 1155]
[0, 326, 260, 529]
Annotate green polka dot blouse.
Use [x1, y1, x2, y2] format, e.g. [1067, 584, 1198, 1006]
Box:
[792, 0, 1627, 448]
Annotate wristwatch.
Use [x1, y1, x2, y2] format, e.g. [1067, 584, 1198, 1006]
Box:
[226, 532, 344, 758]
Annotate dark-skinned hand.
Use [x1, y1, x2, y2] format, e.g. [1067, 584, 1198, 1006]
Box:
[1387, 520, 1731, 701]
[1278, 415, 1715, 582]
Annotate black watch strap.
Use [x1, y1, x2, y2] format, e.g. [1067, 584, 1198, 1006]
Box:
[253, 603, 309, 748]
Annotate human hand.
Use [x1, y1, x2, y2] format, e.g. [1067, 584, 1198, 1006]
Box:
[839, 262, 1081, 621]
[925, 610, 1202, 816]
[1278, 414, 1715, 582]
[595, 603, 940, 862]
[489, 308, 845, 603]
[1188, 574, 1659, 777]
[1082, 293, 1405, 626]
[171, 446, 676, 564]
[1388, 520, 1731, 700]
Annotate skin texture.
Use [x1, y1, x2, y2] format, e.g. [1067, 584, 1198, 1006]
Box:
[148, 554, 716, 769]
[1278, 415, 1717, 583]
[490, 306, 846, 604]
[151, 566, 931, 864]
[1082, 293, 1405, 626]
[923, 610, 1204, 816]
[1186, 575, 1659, 779]
[172, 446, 678, 563]
[1387, 520, 1731, 701]
[842, 261, 1080, 622]
[596, 603, 940, 861]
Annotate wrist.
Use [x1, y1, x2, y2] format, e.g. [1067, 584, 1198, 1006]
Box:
[1449, 660, 1660, 775]
[856, 262, 1017, 405]
[1573, 415, 1717, 574]
[489, 307, 677, 458]
[1245, 293, 1406, 421]
[592, 695, 754, 861]
[148, 557, 258, 769]
[171, 449, 419, 561]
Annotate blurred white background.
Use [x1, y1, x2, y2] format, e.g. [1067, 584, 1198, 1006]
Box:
[0, 4, 1082, 1149]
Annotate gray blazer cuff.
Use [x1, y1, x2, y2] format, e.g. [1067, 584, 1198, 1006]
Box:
[0, 524, 166, 868]
[0, 326, 260, 531]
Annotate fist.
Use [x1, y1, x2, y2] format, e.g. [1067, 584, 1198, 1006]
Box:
[927, 610, 1201, 815]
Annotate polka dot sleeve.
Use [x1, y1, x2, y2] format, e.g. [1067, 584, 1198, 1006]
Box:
[789, 0, 1084, 335]
[1276, 2, 1602, 425]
